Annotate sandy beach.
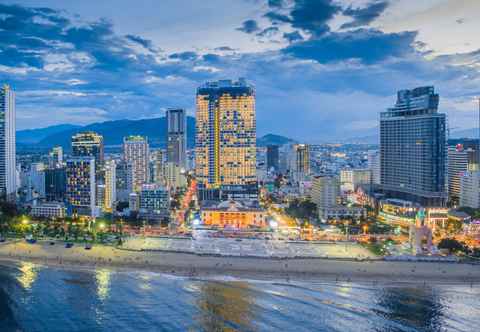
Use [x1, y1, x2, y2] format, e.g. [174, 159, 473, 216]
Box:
[0, 240, 479, 284]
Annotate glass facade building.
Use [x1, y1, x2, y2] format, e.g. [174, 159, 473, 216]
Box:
[380, 86, 446, 206]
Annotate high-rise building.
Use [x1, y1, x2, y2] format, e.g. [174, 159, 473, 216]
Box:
[103, 160, 116, 211]
[123, 136, 149, 192]
[151, 150, 165, 185]
[0, 84, 16, 199]
[116, 160, 133, 202]
[460, 169, 480, 208]
[66, 157, 96, 216]
[166, 108, 187, 169]
[380, 86, 446, 206]
[164, 162, 187, 189]
[447, 141, 478, 204]
[27, 163, 46, 200]
[367, 150, 381, 185]
[288, 144, 310, 182]
[311, 175, 339, 209]
[72, 132, 104, 171]
[195, 79, 257, 201]
[45, 167, 66, 202]
[48, 146, 63, 168]
[266, 145, 279, 172]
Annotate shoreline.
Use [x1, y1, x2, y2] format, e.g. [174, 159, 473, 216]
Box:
[1, 241, 479, 284]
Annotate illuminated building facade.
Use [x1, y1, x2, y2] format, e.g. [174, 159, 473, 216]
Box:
[72, 132, 104, 171]
[0, 84, 16, 199]
[200, 201, 267, 229]
[123, 136, 149, 192]
[66, 157, 96, 216]
[166, 108, 187, 169]
[195, 79, 257, 201]
[103, 160, 116, 211]
[380, 86, 446, 206]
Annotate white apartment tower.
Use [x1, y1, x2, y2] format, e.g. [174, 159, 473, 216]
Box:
[123, 136, 149, 192]
[0, 84, 16, 200]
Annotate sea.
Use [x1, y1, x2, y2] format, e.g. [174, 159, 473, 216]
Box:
[0, 261, 479, 332]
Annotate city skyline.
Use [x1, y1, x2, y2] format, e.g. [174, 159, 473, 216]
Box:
[0, 1, 479, 142]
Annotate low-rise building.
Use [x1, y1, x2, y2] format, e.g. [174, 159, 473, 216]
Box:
[139, 184, 170, 221]
[31, 202, 66, 219]
[200, 200, 267, 229]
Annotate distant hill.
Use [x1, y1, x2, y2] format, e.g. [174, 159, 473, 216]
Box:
[17, 117, 196, 150]
[17, 124, 81, 144]
[17, 119, 294, 150]
[257, 133, 296, 146]
[451, 128, 479, 139]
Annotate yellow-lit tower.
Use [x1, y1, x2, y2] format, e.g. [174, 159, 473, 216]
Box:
[195, 79, 257, 201]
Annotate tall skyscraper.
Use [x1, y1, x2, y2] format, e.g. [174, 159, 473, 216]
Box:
[72, 132, 104, 171]
[66, 157, 96, 216]
[123, 136, 149, 192]
[166, 108, 187, 169]
[367, 150, 381, 185]
[380, 86, 446, 206]
[45, 167, 66, 202]
[195, 79, 257, 201]
[103, 160, 116, 211]
[0, 84, 16, 199]
[266, 145, 279, 172]
[115, 160, 133, 201]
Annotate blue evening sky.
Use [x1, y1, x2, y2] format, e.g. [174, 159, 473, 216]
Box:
[0, 0, 479, 141]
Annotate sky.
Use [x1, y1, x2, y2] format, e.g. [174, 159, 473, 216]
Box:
[0, 0, 479, 141]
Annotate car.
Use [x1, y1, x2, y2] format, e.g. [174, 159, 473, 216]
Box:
[65, 242, 74, 248]
[84, 244, 92, 250]
[49, 241, 55, 245]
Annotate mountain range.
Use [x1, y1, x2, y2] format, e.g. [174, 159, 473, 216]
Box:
[16, 117, 295, 150]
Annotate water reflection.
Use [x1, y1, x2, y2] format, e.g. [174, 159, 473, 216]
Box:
[375, 286, 444, 331]
[196, 281, 256, 331]
[95, 269, 111, 301]
[16, 262, 38, 290]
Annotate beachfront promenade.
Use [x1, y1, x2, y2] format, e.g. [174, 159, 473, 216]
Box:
[122, 236, 375, 259]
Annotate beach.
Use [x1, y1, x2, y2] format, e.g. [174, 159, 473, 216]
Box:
[0, 239, 479, 284]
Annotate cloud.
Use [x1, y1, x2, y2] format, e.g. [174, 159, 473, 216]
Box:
[283, 31, 303, 42]
[169, 51, 198, 61]
[283, 29, 418, 64]
[125, 34, 156, 52]
[237, 19, 260, 33]
[341, 1, 389, 29]
[268, 0, 284, 8]
[256, 26, 279, 38]
[288, 0, 341, 37]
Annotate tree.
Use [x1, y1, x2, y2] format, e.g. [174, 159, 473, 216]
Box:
[437, 238, 468, 254]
